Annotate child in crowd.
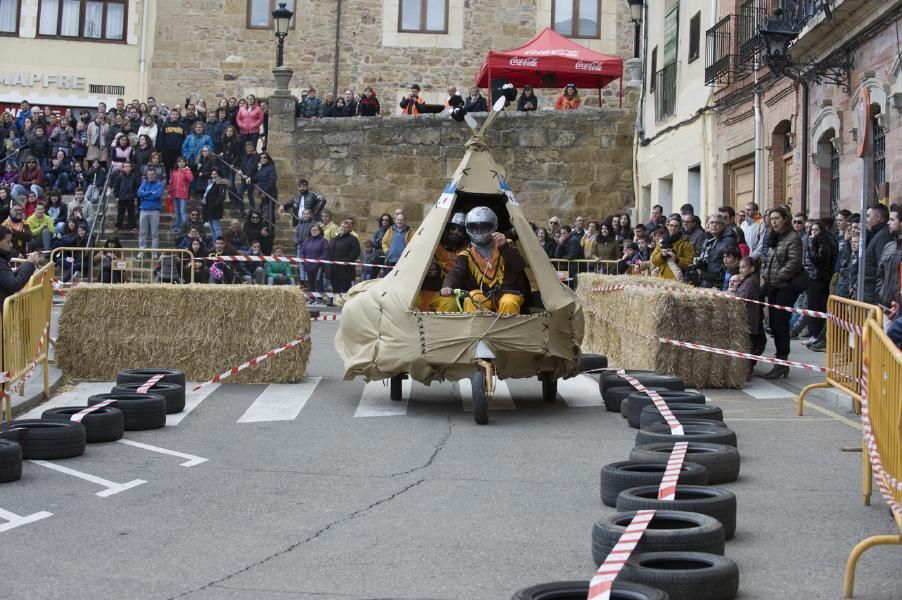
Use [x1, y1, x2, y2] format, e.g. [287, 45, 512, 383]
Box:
[361, 240, 384, 280]
[730, 256, 765, 378]
[265, 247, 295, 286]
[85, 159, 106, 203]
[4, 130, 21, 166]
[1, 162, 18, 190]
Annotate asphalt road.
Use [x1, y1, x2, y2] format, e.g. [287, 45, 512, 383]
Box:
[1, 321, 900, 599]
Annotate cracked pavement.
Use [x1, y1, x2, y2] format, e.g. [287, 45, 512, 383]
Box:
[1, 322, 900, 599]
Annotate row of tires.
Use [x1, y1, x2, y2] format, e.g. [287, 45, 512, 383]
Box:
[0, 368, 186, 483]
[512, 370, 742, 600]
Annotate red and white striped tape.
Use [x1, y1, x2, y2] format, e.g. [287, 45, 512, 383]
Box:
[191, 334, 312, 392]
[208, 255, 390, 270]
[70, 398, 117, 423]
[590, 282, 862, 337]
[614, 369, 684, 436]
[587, 509, 657, 600]
[310, 314, 340, 321]
[137, 373, 165, 394]
[657, 441, 689, 501]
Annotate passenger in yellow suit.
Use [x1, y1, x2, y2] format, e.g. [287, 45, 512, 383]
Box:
[417, 212, 468, 312]
[440, 206, 527, 315]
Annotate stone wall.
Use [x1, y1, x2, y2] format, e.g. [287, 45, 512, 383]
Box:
[148, 0, 634, 111]
[266, 101, 637, 235]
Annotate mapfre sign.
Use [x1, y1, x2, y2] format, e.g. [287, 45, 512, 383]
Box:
[0, 72, 86, 90]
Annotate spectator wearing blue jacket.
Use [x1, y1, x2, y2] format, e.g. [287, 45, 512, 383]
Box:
[181, 121, 213, 163]
[137, 168, 164, 258]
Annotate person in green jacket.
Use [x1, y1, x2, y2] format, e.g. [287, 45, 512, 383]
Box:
[26, 202, 56, 251]
[265, 246, 295, 285]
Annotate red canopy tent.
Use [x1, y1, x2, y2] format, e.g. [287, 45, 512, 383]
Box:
[475, 28, 624, 106]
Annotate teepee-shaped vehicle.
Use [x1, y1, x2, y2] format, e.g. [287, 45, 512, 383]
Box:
[335, 97, 595, 424]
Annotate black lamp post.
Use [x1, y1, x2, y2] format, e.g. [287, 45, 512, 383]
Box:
[626, 0, 643, 59]
[272, 2, 293, 68]
[759, 9, 799, 78]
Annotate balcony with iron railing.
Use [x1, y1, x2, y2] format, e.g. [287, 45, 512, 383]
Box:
[655, 62, 677, 122]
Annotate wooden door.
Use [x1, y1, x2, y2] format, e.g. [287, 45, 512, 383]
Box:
[730, 160, 755, 210]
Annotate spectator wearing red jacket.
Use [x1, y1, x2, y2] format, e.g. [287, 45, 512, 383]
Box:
[235, 94, 264, 149]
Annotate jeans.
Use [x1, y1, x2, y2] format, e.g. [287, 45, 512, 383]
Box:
[250, 266, 265, 285]
[173, 198, 188, 230]
[28, 228, 52, 251]
[267, 275, 295, 285]
[85, 184, 101, 204]
[208, 219, 222, 240]
[805, 279, 829, 339]
[48, 173, 70, 193]
[139, 210, 160, 252]
[11, 183, 43, 199]
[236, 180, 255, 212]
[239, 133, 259, 149]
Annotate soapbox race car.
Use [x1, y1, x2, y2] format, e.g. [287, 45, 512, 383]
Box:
[335, 98, 603, 424]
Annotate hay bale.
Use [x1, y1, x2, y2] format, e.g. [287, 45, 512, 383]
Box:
[57, 284, 310, 383]
[577, 274, 749, 389]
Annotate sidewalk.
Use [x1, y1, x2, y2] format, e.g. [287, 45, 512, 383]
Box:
[6, 305, 64, 420]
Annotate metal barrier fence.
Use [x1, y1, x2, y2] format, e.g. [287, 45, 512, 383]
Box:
[843, 319, 902, 598]
[2, 262, 54, 422]
[798, 296, 882, 417]
[49, 247, 197, 287]
[549, 259, 651, 281]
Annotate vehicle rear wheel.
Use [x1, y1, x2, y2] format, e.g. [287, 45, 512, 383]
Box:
[541, 373, 557, 403]
[473, 368, 489, 425]
[511, 581, 669, 600]
[390, 374, 404, 402]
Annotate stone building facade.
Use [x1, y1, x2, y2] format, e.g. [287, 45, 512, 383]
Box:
[266, 104, 637, 235]
[148, 0, 636, 110]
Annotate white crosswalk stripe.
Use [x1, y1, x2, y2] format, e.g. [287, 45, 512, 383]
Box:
[558, 374, 604, 407]
[742, 379, 795, 399]
[354, 379, 410, 417]
[237, 380, 322, 423]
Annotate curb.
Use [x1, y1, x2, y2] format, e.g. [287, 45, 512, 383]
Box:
[8, 363, 65, 420]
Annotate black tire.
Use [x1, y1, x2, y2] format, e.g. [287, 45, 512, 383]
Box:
[599, 371, 685, 396]
[472, 369, 488, 425]
[541, 373, 557, 403]
[0, 439, 23, 483]
[88, 393, 167, 431]
[616, 485, 737, 540]
[630, 442, 740, 485]
[621, 397, 630, 418]
[604, 386, 670, 414]
[592, 510, 726, 566]
[390, 374, 403, 401]
[0, 420, 86, 460]
[116, 368, 186, 389]
[626, 391, 707, 428]
[636, 422, 737, 448]
[41, 406, 125, 443]
[111, 382, 185, 414]
[577, 353, 608, 373]
[620, 552, 739, 600]
[511, 580, 669, 600]
[639, 403, 724, 429]
[600, 461, 708, 507]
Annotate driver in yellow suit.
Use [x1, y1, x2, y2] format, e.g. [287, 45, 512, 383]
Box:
[417, 212, 468, 312]
[440, 206, 527, 315]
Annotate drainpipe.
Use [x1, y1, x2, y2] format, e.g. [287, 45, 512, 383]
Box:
[139, 0, 150, 99]
[633, 0, 648, 219]
[332, 0, 343, 100]
[799, 79, 809, 215]
[753, 56, 763, 210]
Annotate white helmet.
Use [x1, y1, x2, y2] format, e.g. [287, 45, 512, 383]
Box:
[465, 207, 498, 246]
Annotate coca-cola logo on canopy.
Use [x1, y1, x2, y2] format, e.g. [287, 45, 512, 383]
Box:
[523, 49, 580, 58]
[509, 57, 539, 67]
[575, 61, 603, 71]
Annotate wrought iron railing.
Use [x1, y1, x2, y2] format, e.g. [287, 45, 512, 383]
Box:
[705, 15, 734, 84]
[655, 62, 677, 121]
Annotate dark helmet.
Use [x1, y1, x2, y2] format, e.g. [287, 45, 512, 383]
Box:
[442, 212, 467, 248]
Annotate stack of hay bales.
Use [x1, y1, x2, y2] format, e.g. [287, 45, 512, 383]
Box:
[577, 274, 749, 389]
[57, 284, 310, 383]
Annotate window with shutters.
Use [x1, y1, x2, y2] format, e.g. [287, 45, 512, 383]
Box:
[872, 111, 886, 188]
[656, 3, 678, 120]
[688, 11, 700, 63]
[830, 136, 840, 218]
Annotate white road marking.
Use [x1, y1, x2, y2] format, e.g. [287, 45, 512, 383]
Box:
[354, 379, 410, 417]
[166, 382, 220, 426]
[558, 375, 604, 407]
[0, 508, 53, 533]
[29, 460, 146, 497]
[237, 379, 321, 423]
[20, 382, 114, 419]
[742, 379, 796, 399]
[116, 439, 208, 467]
[460, 378, 515, 411]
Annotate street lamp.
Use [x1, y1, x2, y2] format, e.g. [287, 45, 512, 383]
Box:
[758, 9, 798, 79]
[626, 0, 643, 59]
[272, 2, 293, 68]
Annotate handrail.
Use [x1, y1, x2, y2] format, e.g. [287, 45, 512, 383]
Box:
[87, 163, 117, 246]
[210, 153, 279, 231]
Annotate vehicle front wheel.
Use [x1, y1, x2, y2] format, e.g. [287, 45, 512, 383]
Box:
[472, 368, 489, 425]
[390, 374, 404, 401]
[541, 373, 557, 403]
